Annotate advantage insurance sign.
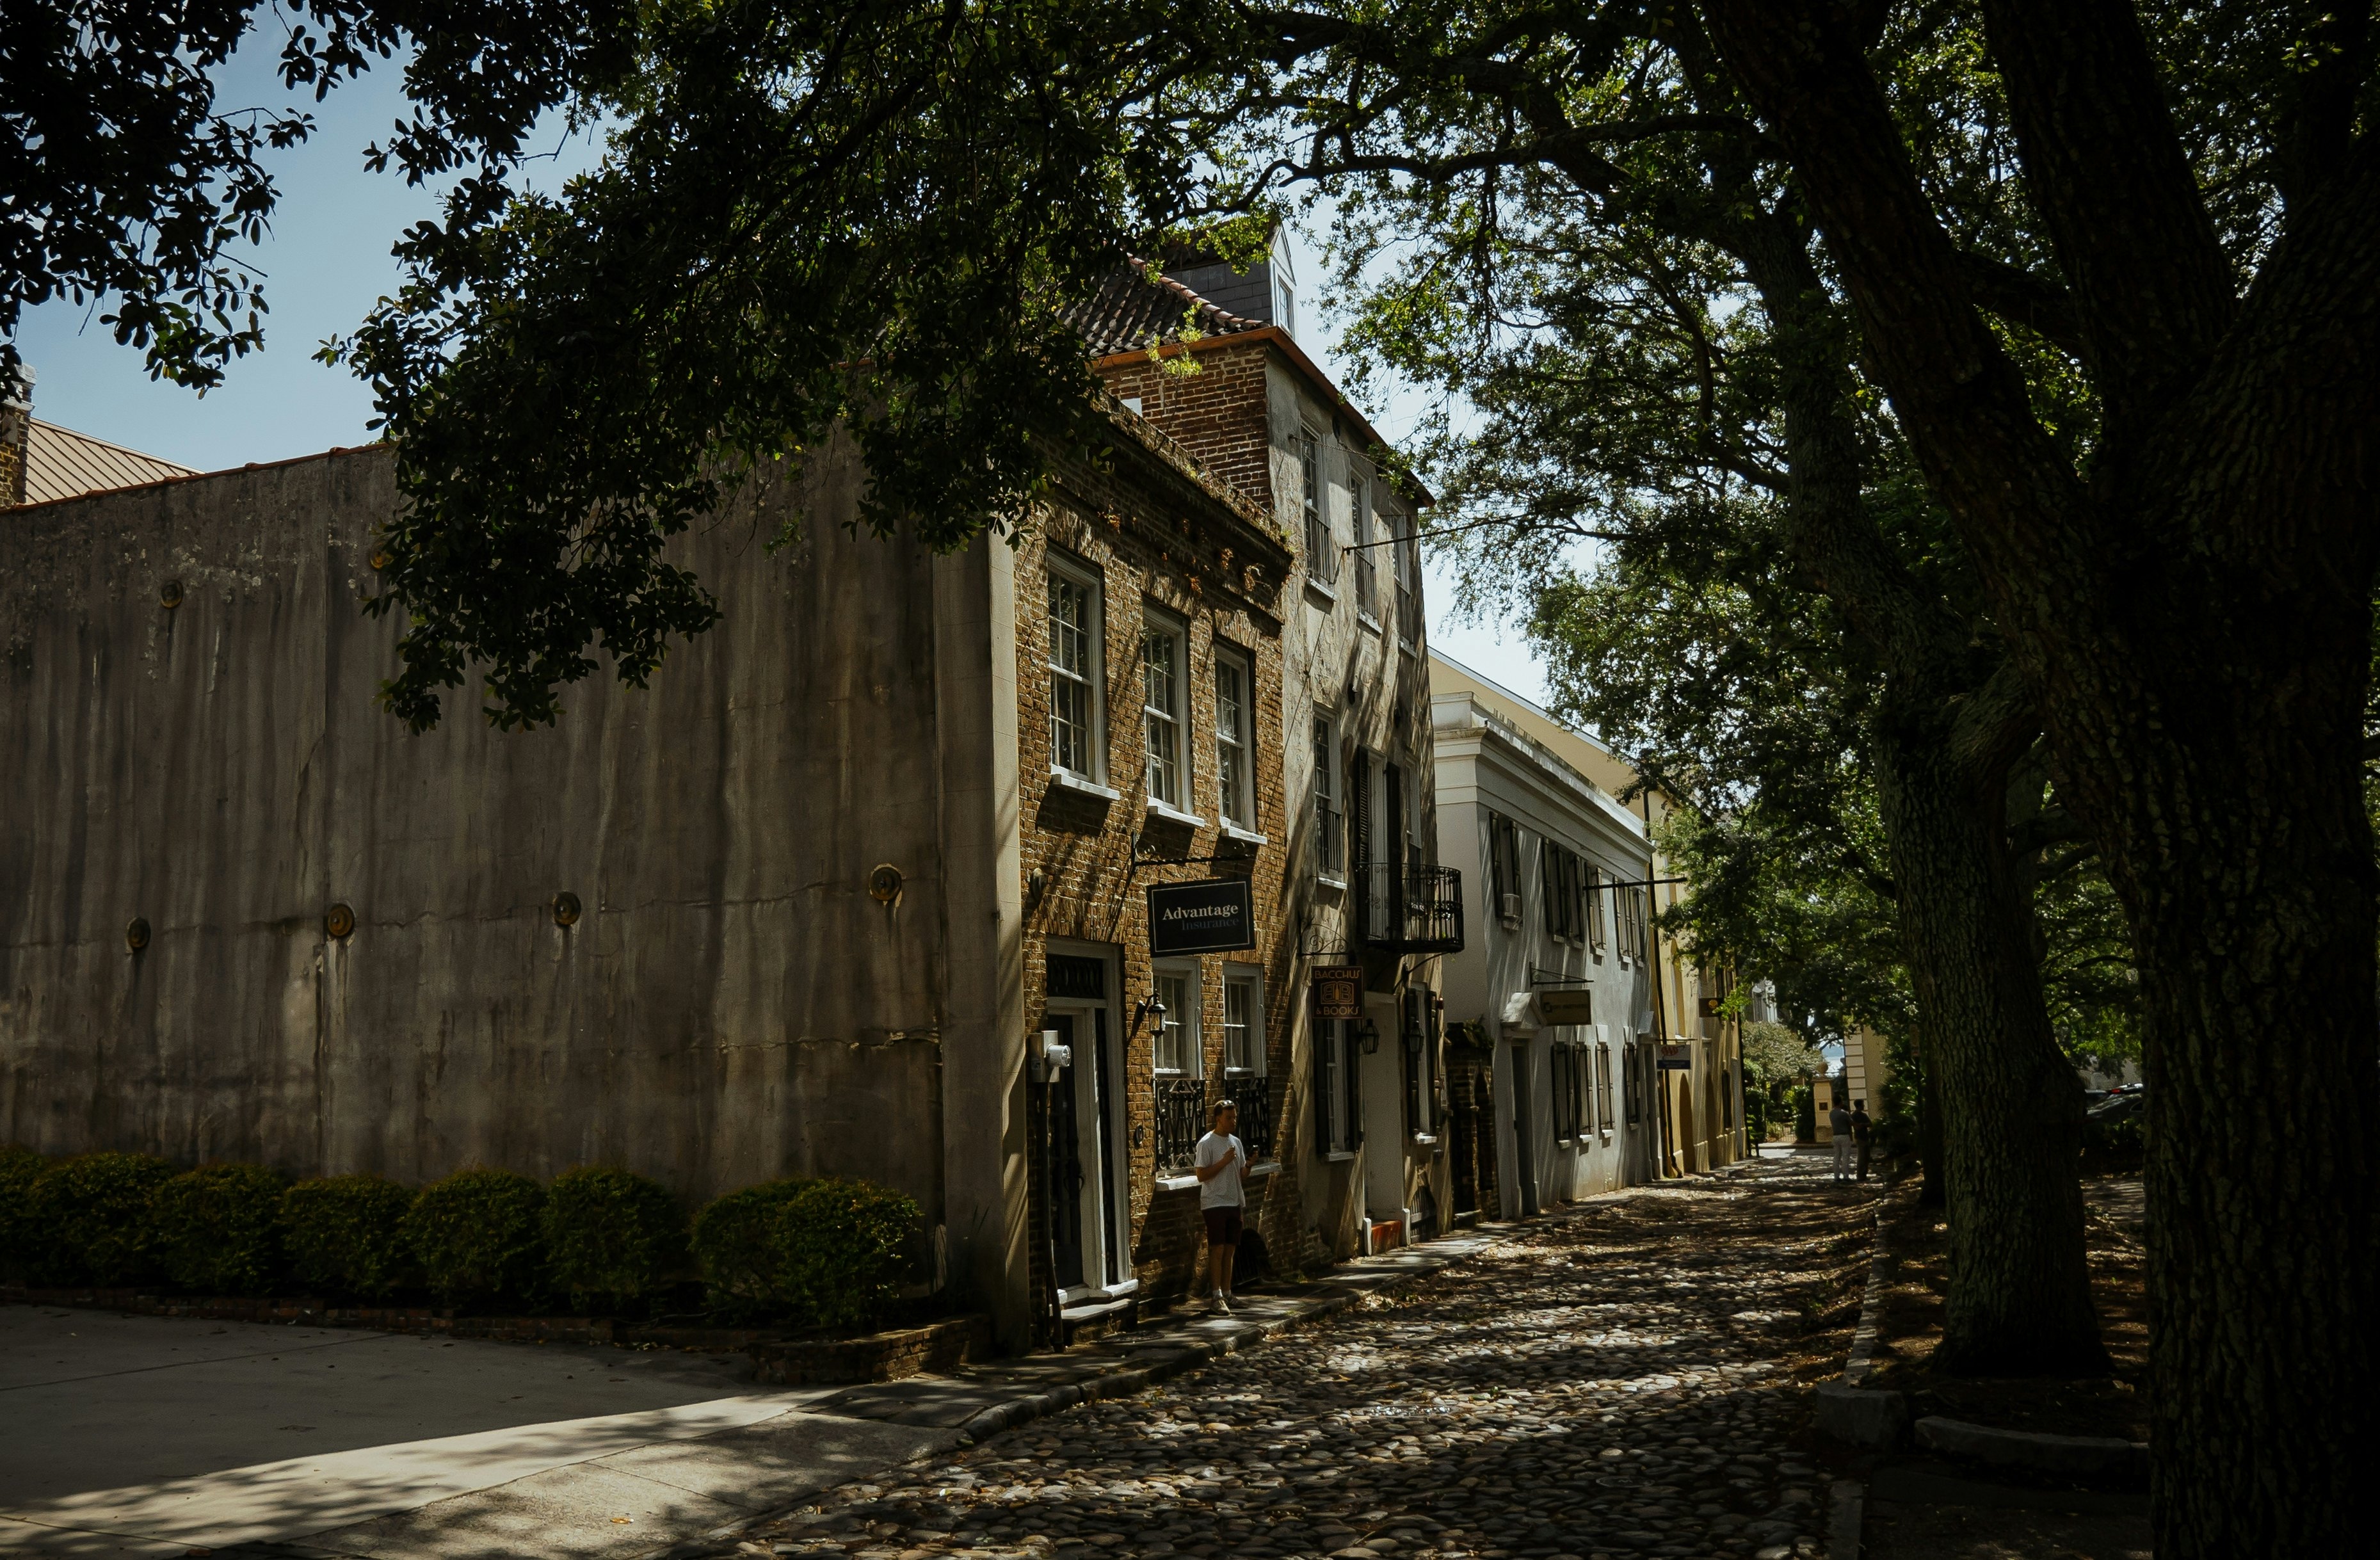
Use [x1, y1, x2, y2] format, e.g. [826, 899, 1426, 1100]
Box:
[1146, 878, 1257, 956]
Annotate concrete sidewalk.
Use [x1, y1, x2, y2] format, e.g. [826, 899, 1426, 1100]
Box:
[1, 1217, 1584, 1559]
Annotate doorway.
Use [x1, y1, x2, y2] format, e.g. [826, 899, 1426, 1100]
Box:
[1045, 951, 1122, 1298]
[1509, 1041, 1541, 1216]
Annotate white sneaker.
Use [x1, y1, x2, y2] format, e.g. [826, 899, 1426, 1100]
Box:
[1213, 1291, 1232, 1314]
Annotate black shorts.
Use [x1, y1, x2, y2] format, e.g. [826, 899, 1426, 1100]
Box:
[1202, 1205, 1243, 1246]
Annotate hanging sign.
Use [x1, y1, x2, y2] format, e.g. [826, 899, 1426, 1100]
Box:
[1538, 988, 1596, 1025]
[1656, 1041, 1694, 1071]
[1312, 965, 1365, 1020]
[1146, 878, 1256, 956]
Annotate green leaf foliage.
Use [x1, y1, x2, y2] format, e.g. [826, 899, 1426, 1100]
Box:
[152, 1162, 286, 1295]
[402, 1168, 548, 1305]
[26, 1152, 175, 1286]
[281, 1173, 417, 1299]
[771, 1178, 921, 1333]
[690, 1177, 811, 1315]
[542, 1166, 687, 1308]
[0, 1145, 47, 1281]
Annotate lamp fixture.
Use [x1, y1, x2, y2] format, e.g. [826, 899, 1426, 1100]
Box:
[1359, 1018, 1381, 1055]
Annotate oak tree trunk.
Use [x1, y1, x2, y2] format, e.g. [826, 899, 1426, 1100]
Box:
[1873, 696, 2107, 1373]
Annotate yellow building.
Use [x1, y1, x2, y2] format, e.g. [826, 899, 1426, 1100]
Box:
[1429, 651, 1748, 1175]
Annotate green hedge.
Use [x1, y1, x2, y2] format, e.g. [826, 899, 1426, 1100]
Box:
[403, 1168, 548, 1305]
[5, 1148, 919, 1333]
[281, 1173, 415, 1299]
[772, 1178, 920, 1331]
[691, 1178, 810, 1314]
[543, 1166, 686, 1308]
[153, 1163, 286, 1294]
[27, 1152, 175, 1285]
[0, 1145, 46, 1281]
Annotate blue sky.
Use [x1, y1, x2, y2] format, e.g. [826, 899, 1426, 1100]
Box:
[17, 43, 1553, 704]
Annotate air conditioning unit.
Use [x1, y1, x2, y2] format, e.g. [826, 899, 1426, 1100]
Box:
[1500, 892, 1522, 923]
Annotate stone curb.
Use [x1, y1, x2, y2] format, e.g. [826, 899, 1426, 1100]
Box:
[1913, 1415, 2149, 1481]
[1826, 1478, 1865, 1560]
[1815, 1203, 1907, 1453]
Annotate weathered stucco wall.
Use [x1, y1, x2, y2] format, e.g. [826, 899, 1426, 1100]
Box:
[0, 444, 951, 1221]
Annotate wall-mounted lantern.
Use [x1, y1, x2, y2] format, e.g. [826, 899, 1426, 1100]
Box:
[1359, 1017, 1381, 1055]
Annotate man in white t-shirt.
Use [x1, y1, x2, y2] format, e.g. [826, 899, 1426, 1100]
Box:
[1193, 1099, 1246, 1313]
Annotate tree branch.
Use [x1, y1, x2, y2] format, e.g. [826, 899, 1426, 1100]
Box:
[1955, 251, 2084, 357]
[1977, 0, 2238, 437]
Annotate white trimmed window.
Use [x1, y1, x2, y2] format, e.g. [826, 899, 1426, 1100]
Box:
[1047, 560, 1104, 780]
[1312, 709, 1344, 880]
[1301, 430, 1337, 585]
[1154, 967, 1200, 1075]
[1215, 646, 1255, 830]
[1223, 967, 1265, 1075]
[1141, 609, 1187, 808]
[1353, 474, 1377, 621]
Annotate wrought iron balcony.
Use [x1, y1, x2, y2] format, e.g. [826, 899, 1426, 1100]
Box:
[1353, 863, 1466, 954]
[1223, 1070, 1274, 1161]
[1154, 1075, 1208, 1171]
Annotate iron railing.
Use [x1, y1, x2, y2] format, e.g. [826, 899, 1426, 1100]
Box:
[1155, 1075, 1208, 1171]
[1354, 863, 1466, 953]
[1224, 1070, 1274, 1161]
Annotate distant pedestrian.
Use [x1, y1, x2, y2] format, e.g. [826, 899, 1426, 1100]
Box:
[1828, 1099, 1854, 1182]
[1851, 1100, 1874, 1182]
[1194, 1098, 1245, 1313]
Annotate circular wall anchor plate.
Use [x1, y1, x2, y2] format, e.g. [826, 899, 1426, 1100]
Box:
[324, 903, 355, 938]
[159, 579, 184, 609]
[125, 917, 150, 952]
[868, 864, 904, 904]
[552, 891, 582, 926]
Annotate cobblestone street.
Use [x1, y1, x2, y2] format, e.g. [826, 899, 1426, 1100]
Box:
[708, 1159, 1867, 1560]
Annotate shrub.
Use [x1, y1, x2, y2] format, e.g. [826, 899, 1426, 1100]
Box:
[771, 1177, 920, 1332]
[282, 1173, 417, 1299]
[403, 1168, 548, 1305]
[0, 1145, 47, 1281]
[152, 1163, 286, 1294]
[26, 1152, 175, 1285]
[691, 1178, 811, 1314]
[542, 1166, 686, 1308]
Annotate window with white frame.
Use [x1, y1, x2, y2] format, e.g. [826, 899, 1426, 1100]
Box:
[1352, 474, 1377, 621]
[1312, 1017, 1363, 1153]
[1047, 560, 1103, 780]
[1141, 610, 1187, 809]
[1393, 508, 1420, 644]
[1223, 967, 1264, 1075]
[1312, 711, 1344, 878]
[1154, 967, 1200, 1075]
[1215, 646, 1255, 831]
[1301, 430, 1337, 585]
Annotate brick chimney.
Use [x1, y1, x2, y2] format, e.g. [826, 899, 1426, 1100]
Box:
[0, 364, 29, 507]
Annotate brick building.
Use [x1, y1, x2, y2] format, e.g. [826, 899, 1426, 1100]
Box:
[1072, 229, 1463, 1262]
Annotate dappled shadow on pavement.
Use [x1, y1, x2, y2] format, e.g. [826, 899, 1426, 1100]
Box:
[695, 1159, 1874, 1560]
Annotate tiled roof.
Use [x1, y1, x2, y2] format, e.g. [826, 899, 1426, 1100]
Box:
[1064, 259, 1263, 358]
[21, 420, 197, 504]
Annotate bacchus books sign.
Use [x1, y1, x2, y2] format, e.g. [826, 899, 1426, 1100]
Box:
[1146, 878, 1256, 956]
